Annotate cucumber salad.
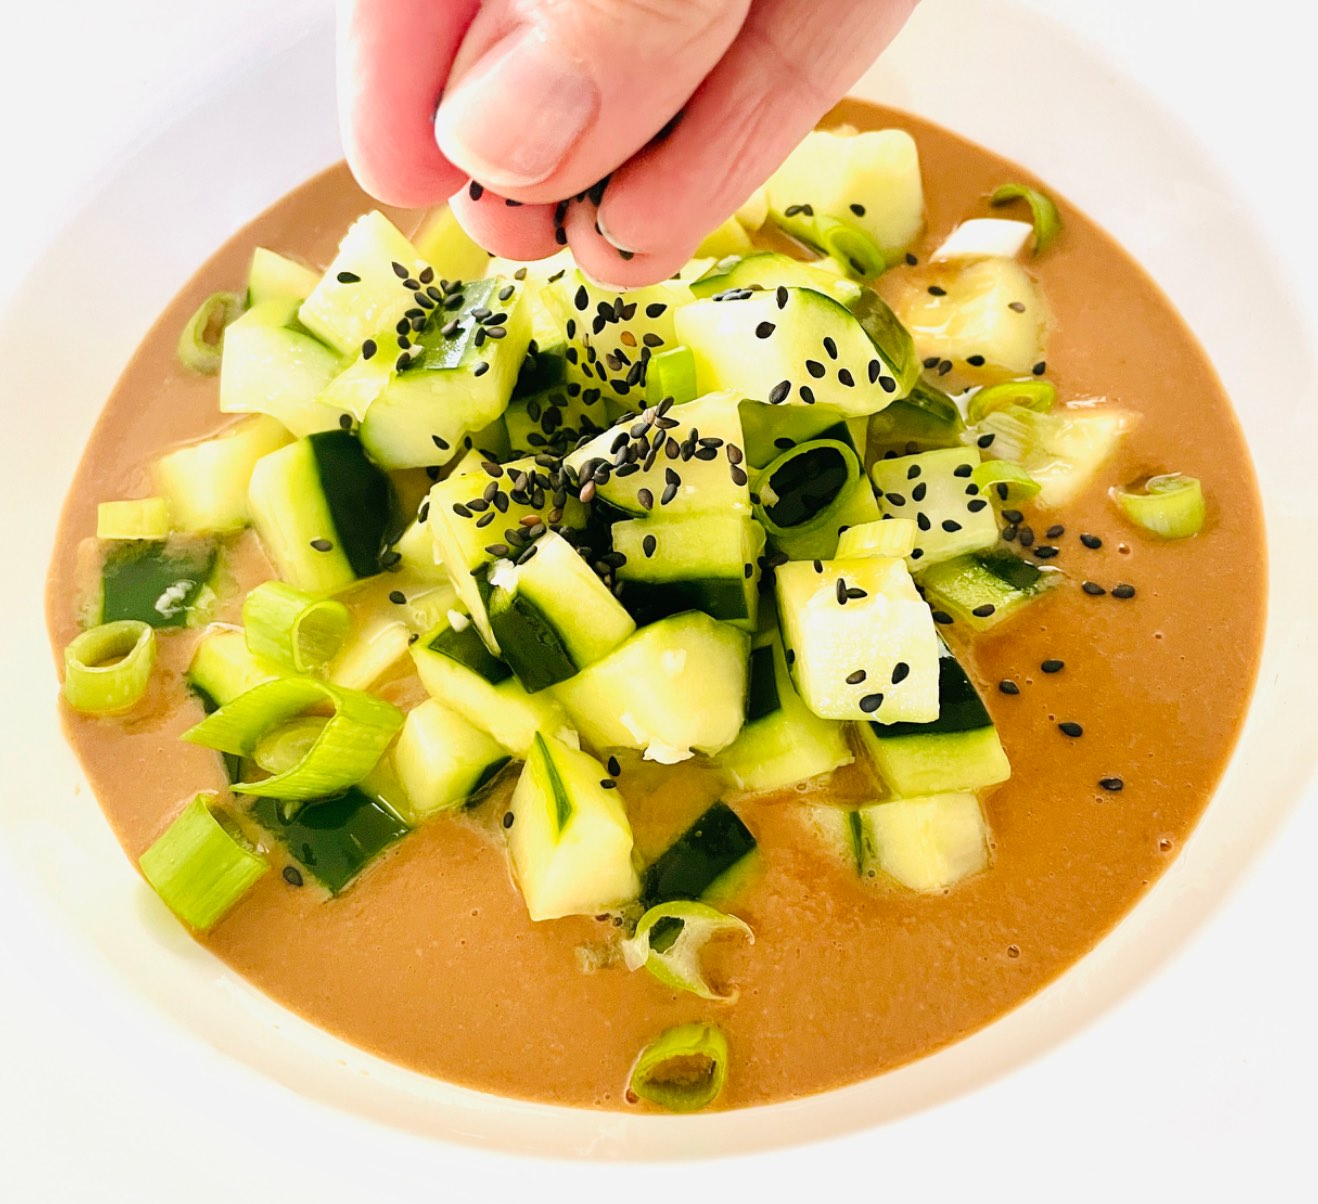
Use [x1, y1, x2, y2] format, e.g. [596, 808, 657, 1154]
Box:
[58, 124, 1211, 1113]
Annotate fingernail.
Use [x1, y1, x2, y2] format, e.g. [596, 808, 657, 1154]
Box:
[595, 213, 638, 255]
[434, 29, 598, 188]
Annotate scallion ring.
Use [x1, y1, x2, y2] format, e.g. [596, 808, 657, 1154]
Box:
[989, 182, 1062, 254]
[808, 215, 885, 279]
[836, 518, 918, 560]
[177, 290, 244, 375]
[242, 581, 352, 673]
[965, 378, 1056, 425]
[1112, 473, 1206, 539]
[62, 620, 157, 714]
[644, 346, 698, 408]
[629, 1023, 730, 1113]
[971, 460, 1042, 504]
[621, 901, 753, 1002]
[182, 676, 403, 805]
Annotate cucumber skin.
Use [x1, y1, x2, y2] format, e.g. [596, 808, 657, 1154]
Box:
[310, 430, 402, 578]
[641, 801, 757, 908]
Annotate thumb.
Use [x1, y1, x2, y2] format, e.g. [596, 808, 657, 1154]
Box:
[433, 0, 750, 202]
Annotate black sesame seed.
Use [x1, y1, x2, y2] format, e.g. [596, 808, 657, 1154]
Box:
[1046, 524, 1065, 539]
[805, 359, 826, 378]
[941, 519, 963, 533]
[1112, 583, 1136, 599]
[1099, 777, 1125, 792]
[1032, 361, 1047, 376]
[931, 610, 954, 625]
[1034, 545, 1059, 559]
[1059, 721, 1084, 738]
[1082, 580, 1106, 596]
[730, 466, 748, 486]
[928, 285, 947, 297]
[1002, 524, 1018, 542]
[338, 413, 353, 430]
[859, 693, 884, 713]
[1009, 300, 1027, 313]
[836, 578, 848, 605]
[977, 433, 996, 449]
[637, 487, 654, 511]
[755, 321, 776, 339]
[799, 385, 816, 405]
[362, 338, 377, 360]
[812, 559, 823, 573]
[502, 811, 515, 829]
[1002, 509, 1024, 524]
[307, 538, 333, 553]
[1018, 526, 1035, 548]
[336, 271, 360, 284]
[971, 603, 996, 618]
[1041, 658, 1065, 674]
[999, 680, 1020, 695]
[391, 261, 409, 279]
[968, 498, 989, 512]
[768, 380, 791, 405]
[282, 865, 304, 887]
[912, 482, 928, 502]
[846, 669, 867, 685]
[1080, 533, 1103, 549]
[966, 354, 986, 367]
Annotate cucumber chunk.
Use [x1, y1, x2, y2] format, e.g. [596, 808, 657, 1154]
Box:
[553, 611, 750, 761]
[719, 628, 852, 793]
[249, 787, 410, 896]
[247, 430, 399, 595]
[507, 732, 640, 921]
[504, 385, 606, 458]
[186, 626, 279, 710]
[871, 446, 999, 569]
[99, 537, 219, 629]
[245, 247, 320, 306]
[543, 269, 693, 409]
[737, 404, 862, 471]
[862, 792, 989, 892]
[641, 801, 757, 908]
[411, 614, 572, 757]
[867, 378, 966, 455]
[613, 513, 764, 631]
[915, 550, 1058, 631]
[393, 699, 510, 821]
[219, 300, 345, 436]
[690, 251, 860, 305]
[675, 286, 916, 418]
[775, 556, 939, 723]
[766, 128, 925, 270]
[487, 530, 637, 692]
[357, 275, 533, 469]
[297, 211, 429, 357]
[856, 642, 1010, 796]
[564, 391, 750, 519]
[412, 204, 491, 284]
[151, 416, 292, 533]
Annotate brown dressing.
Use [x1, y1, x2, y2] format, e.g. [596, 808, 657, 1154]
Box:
[46, 102, 1265, 1110]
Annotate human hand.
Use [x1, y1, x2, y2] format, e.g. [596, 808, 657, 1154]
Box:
[339, 0, 918, 286]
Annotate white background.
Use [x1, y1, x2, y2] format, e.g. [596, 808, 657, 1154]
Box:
[0, 1, 1314, 1200]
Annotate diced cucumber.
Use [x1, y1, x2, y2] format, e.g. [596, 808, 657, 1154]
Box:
[553, 611, 750, 761]
[890, 257, 1046, 377]
[487, 531, 637, 692]
[916, 550, 1058, 630]
[96, 497, 171, 541]
[410, 614, 572, 757]
[151, 416, 291, 533]
[424, 456, 586, 648]
[297, 211, 429, 357]
[718, 629, 852, 793]
[327, 615, 411, 691]
[973, 404, 1129, 509]
[357, 275, 533, 469]
[186, 626, 279, 710]
[412, 204, 491, 284]
[98, 537, 219, 629]
[393, 699, 509, 821]
[613, 513, 764, 631]
[867, 378, 966, 455]
[871, 446, 999, 569]
[805, 804, 877, 878]
[836, 518, 918, 559]
[392, 499, 448, 582]
[245, 247, 320, 306]
[506, 732, 640, 921]
[753, 437, 880, 561]
[689, 251, 860, 306]
[564, 391, 750, 519]
[766, 128, 925, 270]
[862, 792, 989, 892]
[543, 269, 693, 408]
[675, 286, 916, 418]
[249, 787, 410, 896]
[641, 801, 757, 908]
[856, 642, 1010, 796]
[219, 300, 345, 436]
[775, 556, 939, 723]
[694, 214, 754, 260]
[504, 385, 606, 458]
[247, 430, 399, 595]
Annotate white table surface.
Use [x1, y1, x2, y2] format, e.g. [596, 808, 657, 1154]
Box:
[1, 2, 1313, 1200]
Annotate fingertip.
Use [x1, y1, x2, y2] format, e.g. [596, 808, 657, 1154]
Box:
[562, 201, 694, 289]
[448, 188, 561, 264]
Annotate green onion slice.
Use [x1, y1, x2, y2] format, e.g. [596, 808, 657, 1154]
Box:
[242, 581, 352, 673]
[836, 517, 918, 560]
[139, 794, 268, 930]
[1112, 473, 1206, 539]
[182, 677, 403, 803]
[97, 497, 171, 541]
[989, 183, 1061, 254]
[965, 378, 1056, 425]
[971, 460, 1042, 504]
[629, 1023, 730, 1113]
[177, 291, 244, 375]
[754, 439, 863, 539]
[621, 901, 753, 1002]
[809, 215, 885, 279]
[63, 620, 157, 714]
[644, 346, 699, 408]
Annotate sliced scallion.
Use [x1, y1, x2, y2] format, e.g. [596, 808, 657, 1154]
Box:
[629, 1023, 730, 1113]
[242, 581, 352, 673]
[177, 291, 244, 375]
[808, 215, 885, 279]
[989, 183, 1061, 254]
[971, 460, 1041, 504]
[1112, 473, 1206, 538]
[182, 676, 403, 804]
[836, 518, 918, 560]
[62, 620, 156, 714]
[965, 378, 1056, 425]
[139, 794, 268, 930]
[644, 346, 698, 407]
[96, 497, 171, 541]
[622, 901, 753, 1002]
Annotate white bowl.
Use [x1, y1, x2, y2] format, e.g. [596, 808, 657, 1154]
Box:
[1, 0, 1314, 1186]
